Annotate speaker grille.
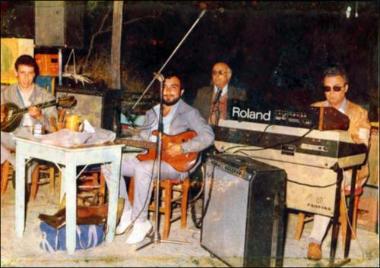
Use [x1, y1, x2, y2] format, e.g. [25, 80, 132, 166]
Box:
[201, 154, 286, 267]
[202, 163, 250, 267]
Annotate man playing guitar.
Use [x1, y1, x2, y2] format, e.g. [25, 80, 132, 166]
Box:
[1, 55, 57, 166]
[104, 73, 215, 244]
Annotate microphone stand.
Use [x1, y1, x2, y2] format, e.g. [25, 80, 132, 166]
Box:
[136, 10, 207, 250]
[136, 75, 188, 251]
[130, 9, 206, 113]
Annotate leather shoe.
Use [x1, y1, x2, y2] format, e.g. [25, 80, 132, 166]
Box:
[126, 220, 152, 244]
[115, 209, 132, 235]
[307, 242, 322, 260]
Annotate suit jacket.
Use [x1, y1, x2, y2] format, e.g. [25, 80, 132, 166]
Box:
[192, 85, 247, 120]
[140, 99, 215, 154]
[312, 100, 371, 182]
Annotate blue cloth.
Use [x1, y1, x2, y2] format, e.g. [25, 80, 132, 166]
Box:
[39, 222, 105, 252]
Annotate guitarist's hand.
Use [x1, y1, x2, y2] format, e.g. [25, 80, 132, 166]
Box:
[166, 142, 184, 157]
[28, 106, 43, 120]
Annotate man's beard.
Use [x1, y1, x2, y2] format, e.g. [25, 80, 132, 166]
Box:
[163, 96, 181, 106]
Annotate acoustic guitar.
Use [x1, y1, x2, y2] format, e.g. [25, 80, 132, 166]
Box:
[115, 130, 199, 172]
[1, 96, 77, 132]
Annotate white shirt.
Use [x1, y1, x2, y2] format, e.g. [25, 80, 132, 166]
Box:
[18, 88, 33, 127]
[213, 84, 228, 97]
[335, 98, 348, 114]
[150, 102, 180, 142]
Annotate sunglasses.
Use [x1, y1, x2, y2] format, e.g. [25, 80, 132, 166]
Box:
[323, 85, 344, 92]
[212, 70, 227, 76]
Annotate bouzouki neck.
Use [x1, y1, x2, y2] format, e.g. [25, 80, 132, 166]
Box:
[18, 99, 57, 114]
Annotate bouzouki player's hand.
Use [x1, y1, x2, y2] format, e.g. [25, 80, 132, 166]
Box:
[28, 106, 43, 120]
[0, 105, 6, 123]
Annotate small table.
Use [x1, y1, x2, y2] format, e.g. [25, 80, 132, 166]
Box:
[14, 137, 124, 254]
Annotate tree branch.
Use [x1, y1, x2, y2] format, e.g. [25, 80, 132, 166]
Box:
[84, 8, 112, 69]
[83, 15, 157, 71]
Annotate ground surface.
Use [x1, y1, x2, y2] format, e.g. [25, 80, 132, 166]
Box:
[1, 182, 379, 267]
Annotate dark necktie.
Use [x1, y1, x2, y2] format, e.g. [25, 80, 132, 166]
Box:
[213, 88, 222, 105]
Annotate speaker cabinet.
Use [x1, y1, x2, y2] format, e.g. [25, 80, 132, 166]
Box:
[201, 154, 286, 267]
[55, 87, 121, 131]
[35, 1, 84, 48]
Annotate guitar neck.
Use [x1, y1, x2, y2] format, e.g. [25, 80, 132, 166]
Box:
[115, 138, 156, 149]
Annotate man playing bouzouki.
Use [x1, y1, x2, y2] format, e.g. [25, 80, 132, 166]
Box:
[1, 55, 57, 166]
[103, 73, 214, 244]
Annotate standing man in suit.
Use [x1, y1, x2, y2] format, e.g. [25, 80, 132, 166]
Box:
[103, 73, 214, 244]
[307, 64, 371, 260]
[192, 62, 247, 125]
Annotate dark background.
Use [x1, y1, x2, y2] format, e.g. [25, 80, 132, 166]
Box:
[1, 1, 379, 120]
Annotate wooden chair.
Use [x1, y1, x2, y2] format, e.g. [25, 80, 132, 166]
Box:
[0, 159, 59, 200]
[77, 165, 106, 206]
[128, 176, 191, 240]
[294, 187, 363, 244]
[1, 160, 14, 194]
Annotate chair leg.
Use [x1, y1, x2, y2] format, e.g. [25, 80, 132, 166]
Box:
[1, 161, 11, 194]
[57, 169, 62, 201]
[128, 177, 135, 205]
[180, 178, 190, 229]
[99, 172, 105, 205]
[340, 196, 348, 245]
[294, 212, 306, 240]
[163, 181, 172, 240]
[351, 195, 360, 240]
[30, 165, 41, 200]
[49, 166, 55, 194]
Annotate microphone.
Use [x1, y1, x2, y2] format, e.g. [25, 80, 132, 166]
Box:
[153, 72, 165, 83]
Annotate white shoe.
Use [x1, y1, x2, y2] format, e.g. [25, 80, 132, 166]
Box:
[115, 210, 132, 235]
[126, 220, 152, 244]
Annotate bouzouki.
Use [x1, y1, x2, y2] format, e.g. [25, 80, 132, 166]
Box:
[1, 96, 77, 132]
[115, 130, 199, 172]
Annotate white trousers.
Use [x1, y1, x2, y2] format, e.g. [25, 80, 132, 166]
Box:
[104, 156, 188, 223]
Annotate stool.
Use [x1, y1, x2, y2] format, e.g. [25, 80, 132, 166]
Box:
[294, 187, 363, 244]
[128, 177, 190, 239]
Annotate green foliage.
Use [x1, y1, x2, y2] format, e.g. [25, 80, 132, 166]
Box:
[1, 6, 16, 36]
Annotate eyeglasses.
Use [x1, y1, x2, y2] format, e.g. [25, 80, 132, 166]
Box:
[212, 70, 227, 76]
[323, 85, 344, 92]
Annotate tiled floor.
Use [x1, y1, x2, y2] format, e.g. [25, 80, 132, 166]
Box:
[1, 183, 378, 267]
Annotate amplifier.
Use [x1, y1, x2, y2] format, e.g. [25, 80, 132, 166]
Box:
[201, 154, 286, 267]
